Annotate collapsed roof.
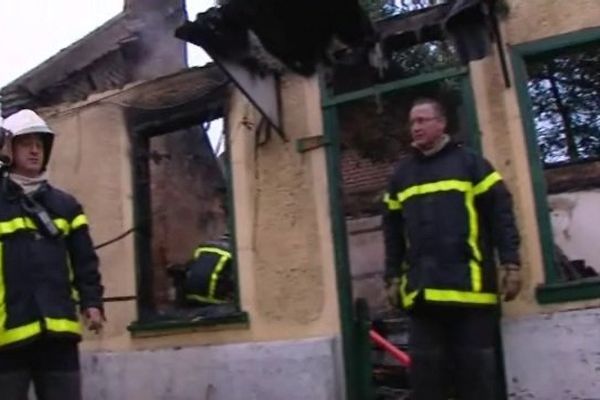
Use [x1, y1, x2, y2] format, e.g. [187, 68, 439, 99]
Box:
[176, 0, 497, 77]
[176, 0, 375, 77]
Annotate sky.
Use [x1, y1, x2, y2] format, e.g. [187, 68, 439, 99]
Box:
[0, 0, 222, 152]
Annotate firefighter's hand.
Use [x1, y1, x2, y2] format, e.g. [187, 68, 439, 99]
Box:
[84, 307, 105, 334]
[386, 278, 400, 308]
[500, 265, 522, 302]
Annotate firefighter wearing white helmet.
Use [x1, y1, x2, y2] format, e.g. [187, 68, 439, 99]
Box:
[0, 110, 104, 400]
[1, 108, 55, 177]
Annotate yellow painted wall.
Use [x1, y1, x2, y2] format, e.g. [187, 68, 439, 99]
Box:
[228, 76, 341, 341]
[470, 0, 600, 317]
[41, 73, 340, 351]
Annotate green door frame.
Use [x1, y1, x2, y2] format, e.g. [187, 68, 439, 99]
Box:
[320, 66, 480, 399]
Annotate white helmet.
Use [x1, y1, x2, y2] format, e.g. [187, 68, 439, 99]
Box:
[1, 109, 55, 170]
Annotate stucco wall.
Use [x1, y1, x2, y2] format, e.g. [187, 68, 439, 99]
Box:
[506, 0, 600, 45]
[230, 77, 341, 340]
[468, 0, 600, 318]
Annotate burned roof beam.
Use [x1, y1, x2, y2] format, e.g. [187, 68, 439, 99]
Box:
[175, 0, 375, 77]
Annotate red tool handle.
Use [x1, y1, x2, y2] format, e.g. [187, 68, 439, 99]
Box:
[369, 329, 412, 368]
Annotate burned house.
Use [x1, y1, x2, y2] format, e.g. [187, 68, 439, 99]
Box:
[177, 0, 600, 399]
[1, 0, 600, 399]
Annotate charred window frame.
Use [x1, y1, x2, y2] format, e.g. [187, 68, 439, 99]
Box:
[511, 27, 600, 304]
[124, 89, 248, 333]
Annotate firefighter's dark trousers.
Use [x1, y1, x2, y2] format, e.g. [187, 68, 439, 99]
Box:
[409, 305, 498, 400]
[0, 337, 81, 400]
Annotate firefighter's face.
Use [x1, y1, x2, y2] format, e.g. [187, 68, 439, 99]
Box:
[409, 103, 447, 150]
[11, 133, 45, 177]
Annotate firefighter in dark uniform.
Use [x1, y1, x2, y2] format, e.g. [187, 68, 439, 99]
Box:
[168, 185, 235, 308]
[184, 232, 234, 306]
[383, 98, 522, 400]
[0, 109, 104, 400]
[184, 181, 234, 307]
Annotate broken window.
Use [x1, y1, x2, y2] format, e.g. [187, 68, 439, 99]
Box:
[526, 42, 600, 166]
[520, 38, 600, 283]
[130, 113, 241, 325]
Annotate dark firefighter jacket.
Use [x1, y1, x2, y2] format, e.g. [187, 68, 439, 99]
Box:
[383, 141, 520, 309]
[0, 180, 103, 350]
[184, 233, 233, 306]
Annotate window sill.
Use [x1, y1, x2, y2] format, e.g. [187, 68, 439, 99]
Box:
[536, 277, 600, 304]
[127, 310, 249, 338]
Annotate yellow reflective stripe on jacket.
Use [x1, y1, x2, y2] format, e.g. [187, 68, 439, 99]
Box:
[193, 247, 232, 302]
[398, 179, 472, 203]
[208, 254, 231, 301]
[383, 192, 402, 211]
[71, 214, 88, 230]
[399, 274, 419, 309]
[45, 317, 81, 335]
[474, 171, 502, 196]
[66, 257, 80, 302]
[63, 215, 87, 301]
[424, 288, 497, 304]
[56, 215, 88, 235]
[469, 260, 482, 292]
[0, 322, 42, 347]
[394, 178, 493, 293]
[0, 217, 78, 237]
[193, 246, 230, 260]
[53, 218, 70, 236]
[0, 217, 36, 236]
[0, 242, 43, 346]
[185, 294, 228, 305]
[465, 191, 482, 263]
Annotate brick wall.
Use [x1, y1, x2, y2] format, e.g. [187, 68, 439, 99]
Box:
[341, 149, 395, 216]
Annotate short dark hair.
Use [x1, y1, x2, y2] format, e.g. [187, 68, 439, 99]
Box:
[411, 97, 447, 119]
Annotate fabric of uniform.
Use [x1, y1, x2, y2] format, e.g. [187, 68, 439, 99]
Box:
[0, 337, 81, 400]
[408, 305, 498, 400]
[0, 179, 103, 400]
[383, 141, 519, 400]
[185, 233, 233, 306]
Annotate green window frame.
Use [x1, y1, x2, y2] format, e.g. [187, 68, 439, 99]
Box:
[510, 26, 600, 304]
[125, 105, 248, 335]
